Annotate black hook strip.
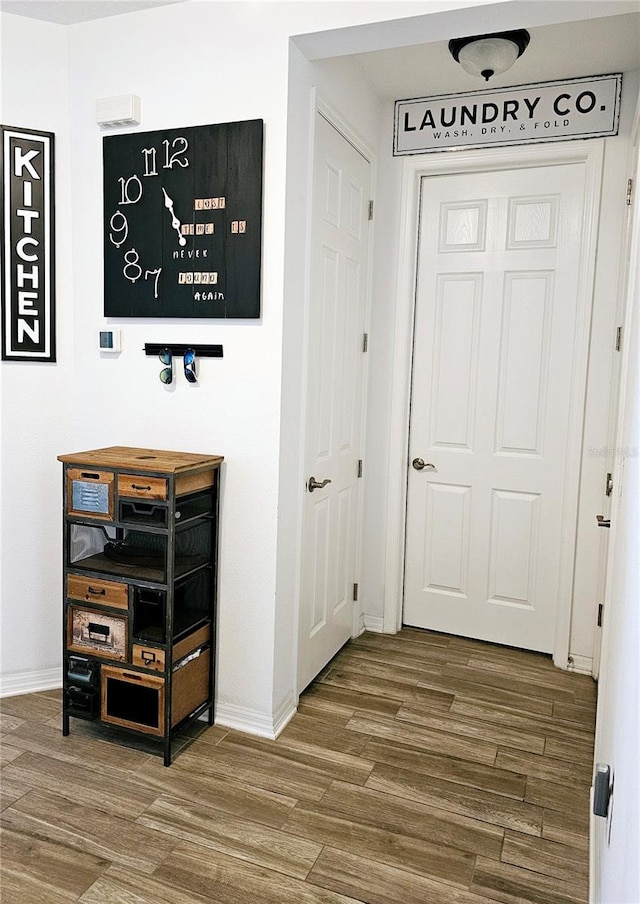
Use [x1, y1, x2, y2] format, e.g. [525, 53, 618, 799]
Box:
[144, 344, 223, 358]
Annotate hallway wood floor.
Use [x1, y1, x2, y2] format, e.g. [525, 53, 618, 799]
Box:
[0, 628, 596, 904]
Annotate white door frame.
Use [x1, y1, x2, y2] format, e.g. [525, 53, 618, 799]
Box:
[383, 140, 604, 668]
[294, 91, 376, 698]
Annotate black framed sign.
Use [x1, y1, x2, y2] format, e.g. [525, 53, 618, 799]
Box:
[103, 119, 263, 318]
[1, 125, 56, 361]
[394, 74, 622, 155]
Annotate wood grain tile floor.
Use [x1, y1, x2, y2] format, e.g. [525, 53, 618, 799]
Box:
[0, 628, 596, 903]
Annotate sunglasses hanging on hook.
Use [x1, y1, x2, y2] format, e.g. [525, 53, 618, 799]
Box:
[183, 348, 198, 384]
[159, 348, 173, 385]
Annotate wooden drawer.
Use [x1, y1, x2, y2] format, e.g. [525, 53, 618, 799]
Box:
[118, 474, 167, 501]
[172, 647, 210, 727]
[101, 666, 165, 736]
[172, 624, 210, 661]
[66, 468, 114, 520]
[175, 469, 215, 497]
[67, 575, 128, 610]
[67, 606, 127, 660]
[132, 644, 165, 672]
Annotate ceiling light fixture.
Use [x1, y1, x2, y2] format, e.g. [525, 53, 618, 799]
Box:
[448, 29, 530, 82]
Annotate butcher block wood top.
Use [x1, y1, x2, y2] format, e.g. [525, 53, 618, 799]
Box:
[57, 446, 223, 474]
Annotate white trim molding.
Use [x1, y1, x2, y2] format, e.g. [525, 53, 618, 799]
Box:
[384, 140, 605, 668]
[0, 667, 62, 698]
[568, 654, 594, 676]
[363, 614, 385, 633]
[215, 694, 297, 740]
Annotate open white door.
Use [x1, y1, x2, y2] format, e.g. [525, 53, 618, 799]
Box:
[590, 112, 640, 904]
[297, 111, 371, 692]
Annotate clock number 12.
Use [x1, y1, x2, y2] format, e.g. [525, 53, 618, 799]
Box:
[141, 136, 189, 177]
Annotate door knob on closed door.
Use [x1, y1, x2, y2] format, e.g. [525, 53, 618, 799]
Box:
[308, 476, 332, 492]
[412, 458, 436, 471]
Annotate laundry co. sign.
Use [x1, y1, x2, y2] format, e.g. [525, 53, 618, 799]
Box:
[1, 125, 56, 361]
[394, 74, 621, 155]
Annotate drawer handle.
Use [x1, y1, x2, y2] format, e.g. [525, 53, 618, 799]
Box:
[122, 672, 143, 680]
[131, 484, 152, 491]
[87, 586, 106, 596]
[80, 472, 101, 480]
[141, 650, 157, 664]
[88, 623, 109, 642]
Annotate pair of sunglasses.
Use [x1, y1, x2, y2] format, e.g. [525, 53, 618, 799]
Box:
[184, 347, 197, 383]
[158, 348, 198, 384]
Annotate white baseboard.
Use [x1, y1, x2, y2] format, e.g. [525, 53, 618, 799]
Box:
[363, 614, 385, 633]
[568, 654, 594, 676]
[0, 667, 298, 742]
[0, 667, 62, 698]
[215, 694, 297, 740]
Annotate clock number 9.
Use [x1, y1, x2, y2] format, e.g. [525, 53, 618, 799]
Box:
[109, 211, 129, 248]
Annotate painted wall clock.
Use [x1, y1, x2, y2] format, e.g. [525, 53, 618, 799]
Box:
[103, 119, 263, 318]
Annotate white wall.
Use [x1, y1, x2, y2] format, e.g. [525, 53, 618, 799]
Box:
[0, 0, 462, 728]
[356, 72, 639, 672]
[570, 70, 640, 671]
[2, 0, 634, 725]
[0, 15, 75, 694]
[592, 106, 640, 903]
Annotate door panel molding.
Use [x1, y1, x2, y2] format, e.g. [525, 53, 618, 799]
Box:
[384, 141, 605, 668]
[295, 94, 375, 696]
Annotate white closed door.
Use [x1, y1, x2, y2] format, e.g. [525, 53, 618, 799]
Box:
[404, 162, 589, 652]
[298, 113, 371, 691]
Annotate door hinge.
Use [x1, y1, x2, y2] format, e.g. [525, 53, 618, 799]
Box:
[353, 583, 359, 601]
[597, 603, 604, 628]
[616, 326, 622, 351]
[357, 459, 363, 478]
[606, 472, 613, 497]
[363, 332, 369, 353]
[368, 200, 374, 220]
[627, 178, 633, 207]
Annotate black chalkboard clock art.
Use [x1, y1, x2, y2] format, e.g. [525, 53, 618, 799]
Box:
[103, 119, 263, 318]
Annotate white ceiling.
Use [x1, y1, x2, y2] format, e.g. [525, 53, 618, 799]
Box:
[1, 0, 638, 99]
[352, 11, 640, 100]
[0, 0, 186, 25]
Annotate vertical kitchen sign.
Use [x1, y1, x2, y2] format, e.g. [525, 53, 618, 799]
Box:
[1, 126, 56, 361]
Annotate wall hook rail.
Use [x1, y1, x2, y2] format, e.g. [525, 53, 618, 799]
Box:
[144, 344, 223, 358]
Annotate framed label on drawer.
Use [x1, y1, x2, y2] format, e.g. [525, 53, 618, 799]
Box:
[66, 469, 114, 520]
[67, 606, 127, 660]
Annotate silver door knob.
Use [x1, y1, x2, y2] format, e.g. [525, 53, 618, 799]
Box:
[308, 476, 332, 492]
[412, 458, 436, 471]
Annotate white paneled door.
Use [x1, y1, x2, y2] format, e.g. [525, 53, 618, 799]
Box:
[298, 113, 371, 692]
[404, 163, 588, 652]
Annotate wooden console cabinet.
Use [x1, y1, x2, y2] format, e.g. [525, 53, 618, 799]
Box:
[58, 446, 223, 765]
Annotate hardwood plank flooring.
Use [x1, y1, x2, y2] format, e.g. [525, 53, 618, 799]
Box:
[0, 629, 595, 903]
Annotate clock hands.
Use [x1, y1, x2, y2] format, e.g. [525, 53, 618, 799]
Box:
[162, 187, 187, 246]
